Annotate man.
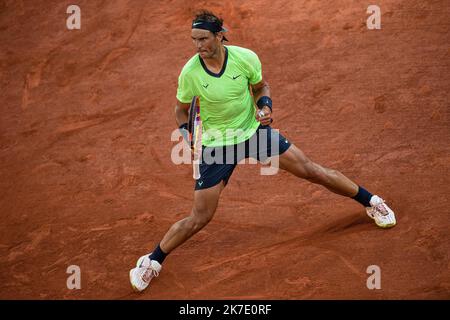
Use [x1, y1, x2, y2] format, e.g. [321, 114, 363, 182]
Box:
[129, 10, 396, 292]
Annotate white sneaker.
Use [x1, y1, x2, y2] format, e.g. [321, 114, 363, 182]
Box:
[136, 253, 152, 268]
[129, 253, 162, 292]
[366, 195, 397, 228]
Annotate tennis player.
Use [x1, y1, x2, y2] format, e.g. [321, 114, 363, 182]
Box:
[130, 10, 396, 292]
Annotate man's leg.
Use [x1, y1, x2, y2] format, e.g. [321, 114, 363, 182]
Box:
[277, 143, 396, 228]
[159, 181, 224, 254]
[278, 144, 358, 197]
[129, 182, 225, 292]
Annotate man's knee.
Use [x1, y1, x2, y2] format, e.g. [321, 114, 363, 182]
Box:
[283, 146, 334, 183]
[190, 207, 215, 230]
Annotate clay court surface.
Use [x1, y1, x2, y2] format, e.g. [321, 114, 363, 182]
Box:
[0, 0, 449, 299]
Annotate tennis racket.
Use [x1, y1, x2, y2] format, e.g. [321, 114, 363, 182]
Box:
[188, 96, 202, 180]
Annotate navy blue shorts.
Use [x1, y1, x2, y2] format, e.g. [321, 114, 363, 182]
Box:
[195, 125, 291, 190]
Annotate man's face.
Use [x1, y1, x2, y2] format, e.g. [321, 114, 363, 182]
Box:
[191, 28, 222, 59]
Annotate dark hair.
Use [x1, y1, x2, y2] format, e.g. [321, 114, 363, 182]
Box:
[193, 10, 226, 41]
[193, 10, 224, 28]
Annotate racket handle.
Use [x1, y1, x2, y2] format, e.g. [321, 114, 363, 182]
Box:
[193, 160, 201, 180]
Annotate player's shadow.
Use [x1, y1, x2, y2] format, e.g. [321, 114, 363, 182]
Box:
[307, 211, 373, 241]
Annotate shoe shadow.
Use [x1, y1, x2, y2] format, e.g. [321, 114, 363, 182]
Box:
[306, 211, 373, 242]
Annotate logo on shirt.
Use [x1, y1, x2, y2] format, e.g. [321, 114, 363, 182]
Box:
[232, 74, 242, 80]
[198, 181, 204, 186]
[202, 83, 209, 89]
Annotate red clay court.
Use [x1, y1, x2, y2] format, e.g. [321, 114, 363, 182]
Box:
[0, 0, 449, 299]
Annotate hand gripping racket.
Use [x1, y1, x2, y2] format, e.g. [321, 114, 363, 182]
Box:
[188, 96, 202, 180]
